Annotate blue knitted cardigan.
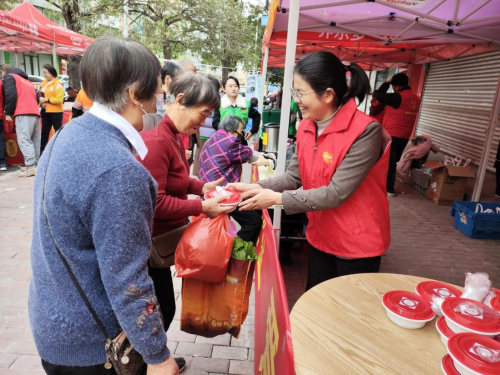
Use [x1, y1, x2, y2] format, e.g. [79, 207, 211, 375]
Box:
[28, 113, 170, 366]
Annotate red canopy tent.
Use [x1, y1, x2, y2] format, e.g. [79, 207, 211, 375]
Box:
[263, 0, 500, 70]
[0, 2, 93, 63]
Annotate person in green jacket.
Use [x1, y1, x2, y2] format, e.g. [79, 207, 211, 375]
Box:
[217, 76, 261, 143]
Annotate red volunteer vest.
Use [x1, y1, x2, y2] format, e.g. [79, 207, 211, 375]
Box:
[382, 89, 420, 139]
[296, 99, 391, 258]
[0, 80, 4, 120]
[11, 74, 40, 118]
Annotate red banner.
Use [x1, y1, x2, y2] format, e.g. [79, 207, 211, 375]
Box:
[254, 210, 295, 375]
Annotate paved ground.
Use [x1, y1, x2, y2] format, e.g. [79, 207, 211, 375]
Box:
[1, 167, 499, 374]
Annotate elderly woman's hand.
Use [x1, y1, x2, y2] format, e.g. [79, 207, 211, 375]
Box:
[251, 157, 271, 167]
[202, 194, 236, 217]
[237, 189, 282, 211]
[201, 177, 225, 195]
[225, 182, 262, 199]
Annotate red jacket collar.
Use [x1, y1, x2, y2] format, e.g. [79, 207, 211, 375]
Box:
[302, 98, 358, 136]
[160, 114, 179, 137]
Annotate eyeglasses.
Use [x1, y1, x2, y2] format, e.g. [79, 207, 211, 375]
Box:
[290, 88, 315, 100]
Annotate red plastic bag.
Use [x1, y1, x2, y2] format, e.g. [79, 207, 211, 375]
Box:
[175, 214, 234, 283]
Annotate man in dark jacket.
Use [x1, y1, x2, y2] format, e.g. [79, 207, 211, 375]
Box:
[3, 67, 40, 177]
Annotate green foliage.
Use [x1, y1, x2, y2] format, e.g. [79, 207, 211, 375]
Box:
[231, 237, 259, 261]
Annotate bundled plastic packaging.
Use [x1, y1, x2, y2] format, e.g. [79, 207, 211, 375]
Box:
[461, 272, 492, 303]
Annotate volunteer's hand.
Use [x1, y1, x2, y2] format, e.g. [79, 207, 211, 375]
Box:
[41, 103, 47, 109]
[202, 194, 236, 218]
[251, 157, 270, 167]
[202, 177, 225, 195]
[244, 131, 253, 141]
[147, 355, 179, 375]
[225, 183, 262, 199]
[39, 97, 49, 104]
[238, 189, 282, 211]
[185, 150, 192, 160]
[5, 115, 13, 122]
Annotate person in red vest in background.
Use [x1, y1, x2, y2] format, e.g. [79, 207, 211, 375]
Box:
[369, 96, 385, 125]
[3, 67, 41, 177]
[374, 72, 421, 197]
[0, 66, 7, 171]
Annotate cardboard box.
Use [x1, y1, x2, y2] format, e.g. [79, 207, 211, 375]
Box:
[423, 161, 475, 205]
[412, 168, 430, 196]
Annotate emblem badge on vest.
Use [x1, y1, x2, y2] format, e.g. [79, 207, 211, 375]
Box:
[323, 151, 333, 164]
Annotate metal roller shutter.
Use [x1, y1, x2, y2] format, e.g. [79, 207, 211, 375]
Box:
[416, 51, 500, 171]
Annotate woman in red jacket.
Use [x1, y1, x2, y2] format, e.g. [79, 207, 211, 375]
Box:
[228, 51, 391, 290]
[139, 72, 233, 372]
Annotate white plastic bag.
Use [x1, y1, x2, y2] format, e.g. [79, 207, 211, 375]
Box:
[461, 272, 492, 302]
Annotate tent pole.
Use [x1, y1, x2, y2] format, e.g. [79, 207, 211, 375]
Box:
[15, 53, 18, 67]
[273, 0, 300, 253]
[472, 73, 500, 202]
[258, 45, 269, 116]
[52, 43, 57, 68]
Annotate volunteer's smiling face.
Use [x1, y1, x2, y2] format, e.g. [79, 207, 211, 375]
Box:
[293, 73, 335, 121]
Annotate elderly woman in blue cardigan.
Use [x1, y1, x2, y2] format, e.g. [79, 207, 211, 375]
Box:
[28, 37, 178, 375]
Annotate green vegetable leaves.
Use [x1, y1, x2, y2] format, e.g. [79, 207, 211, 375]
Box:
[231, 237, 259, 261]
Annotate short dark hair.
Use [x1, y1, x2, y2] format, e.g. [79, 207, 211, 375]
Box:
[161, 61, 182, 83]
[208, 76, 220, 92]
[294, 51, 370, 105]
[81, 37, 161, 112]
[67, 86, 74, 91]
[43, 64, 58, 78]
[250, 97, 258, 107]
[1, 64, 11, 72]
[223, 76, 240, 89]
[168, 72, 220, 110]
[391, 73, 409, 87]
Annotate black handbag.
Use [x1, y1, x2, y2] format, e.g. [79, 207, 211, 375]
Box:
[42, 127, 146, 375]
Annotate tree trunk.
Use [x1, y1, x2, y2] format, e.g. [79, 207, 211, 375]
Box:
[163, 43, 172, 60]
[68, 55, 82, 90]
[61, 4, 82, 89]
[221, 58, 231, 81]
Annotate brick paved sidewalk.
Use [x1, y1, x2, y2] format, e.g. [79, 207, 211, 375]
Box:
[1, 168, 500, 374]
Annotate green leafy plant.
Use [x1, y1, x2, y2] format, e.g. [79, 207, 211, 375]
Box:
[231, 237, 259, 261]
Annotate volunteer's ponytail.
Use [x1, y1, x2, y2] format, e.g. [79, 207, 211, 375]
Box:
[343, 63, 370, 105]
[294, 51, 370, 107]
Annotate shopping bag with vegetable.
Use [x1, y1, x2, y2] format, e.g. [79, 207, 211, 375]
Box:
[180, 237, 258, 338]
[175, 214, 234, 283]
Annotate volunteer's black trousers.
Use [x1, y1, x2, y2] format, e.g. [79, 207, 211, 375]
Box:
[148, 265, 176, 331]
[306, 244, 382, 291]
[41, 112, 64, 154]
[387, 136, 409, 194]
[229, 206, 263, 244]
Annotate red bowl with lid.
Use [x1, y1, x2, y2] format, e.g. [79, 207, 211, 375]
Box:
[487, 296, 500, 313]
[382, 290, 435, 329]
[447, 333, 500, 375]
[437, 316, 456, 346]
[442, 298, 500, 338]
[416, 281, 462, 304]
[204, 188, 242, 206]
[441, 354, 461, 375]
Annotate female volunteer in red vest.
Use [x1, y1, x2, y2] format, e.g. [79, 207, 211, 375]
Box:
[227, 51, 391, 290]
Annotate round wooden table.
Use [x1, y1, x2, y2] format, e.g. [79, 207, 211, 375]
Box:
[290, 273, 460, 375]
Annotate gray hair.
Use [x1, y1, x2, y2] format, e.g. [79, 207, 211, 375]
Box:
[178, 59, 197, 73]
[166, 72, 220, 110]
[219, 115, 244, 133]
[80, 37, 161, 112]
